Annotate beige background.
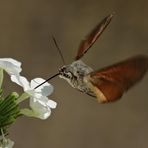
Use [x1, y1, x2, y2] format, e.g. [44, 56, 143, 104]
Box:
[0, 0, 148, 148]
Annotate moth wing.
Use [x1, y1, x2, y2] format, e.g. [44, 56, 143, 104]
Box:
[84, 55, 148, 103]
[75, 13, 114, 60]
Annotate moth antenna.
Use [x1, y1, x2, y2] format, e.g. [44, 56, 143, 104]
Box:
[52, 35, 66, 65]
[34, 73, 60, 89]
[35, 36, 64, 89]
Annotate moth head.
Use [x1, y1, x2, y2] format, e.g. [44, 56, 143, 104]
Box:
[58, 60, 93, 81]
[59, 65, 74, 80]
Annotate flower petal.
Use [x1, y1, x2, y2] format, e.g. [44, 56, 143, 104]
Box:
[0, 138, 14, 148]
[6, 139, 14, 148]
[30, 96, 52, 119]
[11, 75, 30, 91]
[0, 58, 21, 66]
[47, 99, 57, 109]
[31, 78, 54, 96]
[0, 58, 22, 75]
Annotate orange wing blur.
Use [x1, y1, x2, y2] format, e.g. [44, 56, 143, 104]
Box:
[75, 13, 114, 60]
[84, 55, 148, 103]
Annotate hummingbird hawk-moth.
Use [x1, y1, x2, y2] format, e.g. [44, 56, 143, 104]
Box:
[36, 13, 148, 103]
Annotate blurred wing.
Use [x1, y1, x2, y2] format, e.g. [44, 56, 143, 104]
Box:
[84, 55, 148, 103]
[75, 13, 114, 60]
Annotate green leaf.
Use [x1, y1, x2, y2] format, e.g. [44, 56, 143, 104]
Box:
[0, 92, 20, 131]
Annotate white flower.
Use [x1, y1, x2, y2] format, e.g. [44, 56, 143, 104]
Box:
[0, 58, 22, 75]
[0, 138, 14, 148]
[11, 75, 57, 119]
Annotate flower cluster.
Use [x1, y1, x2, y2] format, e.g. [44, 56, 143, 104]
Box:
[0, 58, 57, 148]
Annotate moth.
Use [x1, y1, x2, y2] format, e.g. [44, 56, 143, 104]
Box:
[36, 13, 148, 103]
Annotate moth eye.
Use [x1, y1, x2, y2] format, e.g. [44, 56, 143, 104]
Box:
[61, 68, 65, 72]
[59, 66, 66, 73]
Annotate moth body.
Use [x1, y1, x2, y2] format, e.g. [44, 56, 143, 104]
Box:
[59, 60, 95, 97]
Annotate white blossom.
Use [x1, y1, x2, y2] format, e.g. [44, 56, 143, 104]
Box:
[11, 75, 57, 119]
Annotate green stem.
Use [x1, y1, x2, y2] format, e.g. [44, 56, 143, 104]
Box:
[16, 93, 30, 104]
[20, 108, 37, 118]
[0, 69, 3, 88]
[1, 128, 4, 139]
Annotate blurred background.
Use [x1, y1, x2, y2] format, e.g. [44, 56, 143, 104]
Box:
[0, 0, 148, 147]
